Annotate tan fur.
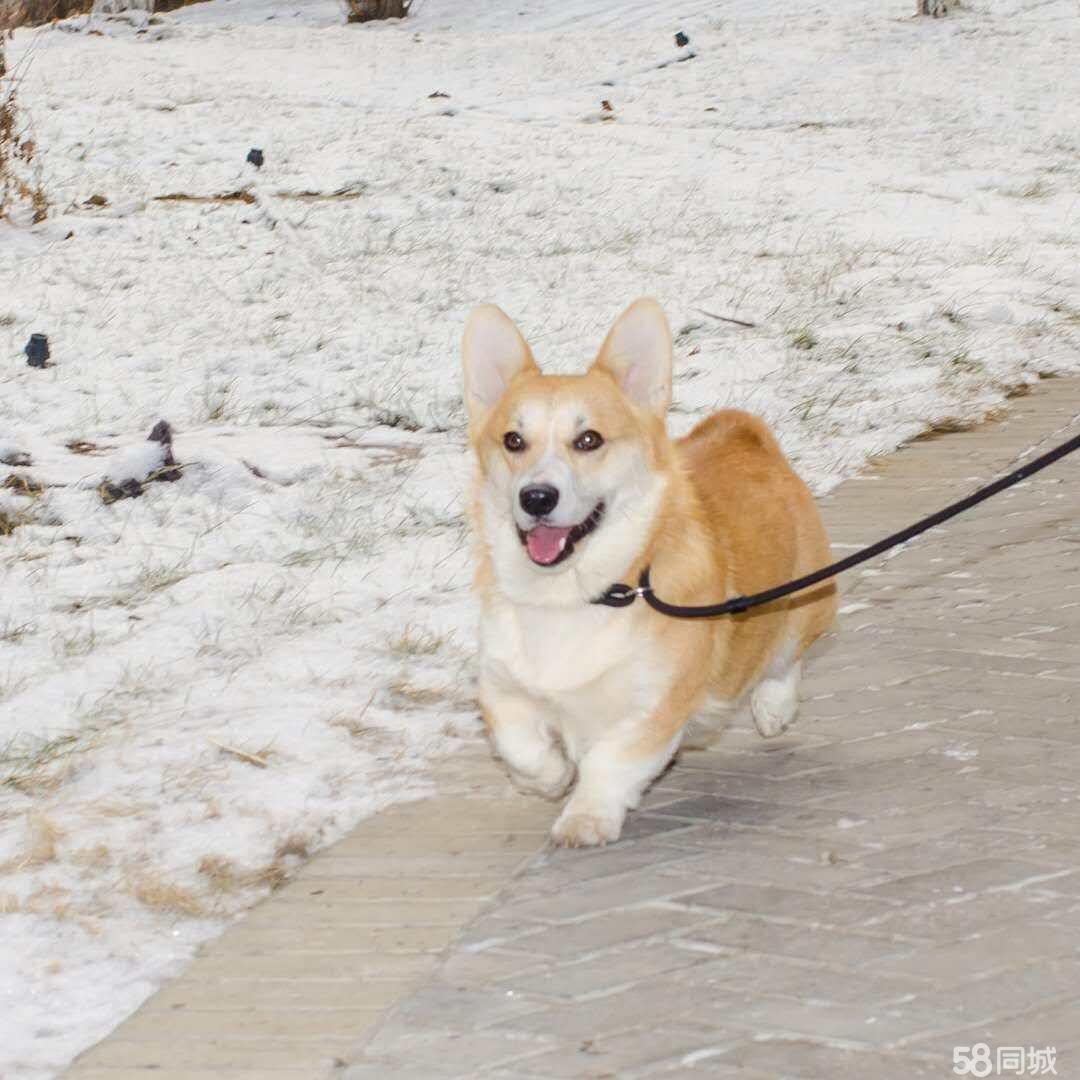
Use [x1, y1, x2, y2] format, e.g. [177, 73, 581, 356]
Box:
[464, 299, 836, 846]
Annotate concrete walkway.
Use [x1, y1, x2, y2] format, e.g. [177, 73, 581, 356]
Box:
[67, 380, 1080, 1080]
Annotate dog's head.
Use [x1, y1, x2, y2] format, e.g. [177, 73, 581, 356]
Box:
[463, 298, 673, 604]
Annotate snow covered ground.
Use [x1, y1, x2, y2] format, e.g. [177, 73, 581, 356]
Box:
[1, 0, 1079, 1074]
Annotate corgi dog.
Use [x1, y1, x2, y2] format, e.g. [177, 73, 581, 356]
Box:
[463, 298, 837, 847]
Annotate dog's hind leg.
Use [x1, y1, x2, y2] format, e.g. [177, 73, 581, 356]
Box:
[482, 678, 574, 800]
[750, 655, 802, 738]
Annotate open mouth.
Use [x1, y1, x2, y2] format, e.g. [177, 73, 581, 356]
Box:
[518, 502, 605, 567]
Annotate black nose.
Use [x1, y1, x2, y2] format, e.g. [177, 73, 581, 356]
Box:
[519, 484, 559, 518]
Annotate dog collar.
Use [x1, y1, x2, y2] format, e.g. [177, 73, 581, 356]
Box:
[592, 567, 653, 608]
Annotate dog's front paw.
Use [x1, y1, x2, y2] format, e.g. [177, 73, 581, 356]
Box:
[508, 757, 575, 801]
[550, 806, 624, 848]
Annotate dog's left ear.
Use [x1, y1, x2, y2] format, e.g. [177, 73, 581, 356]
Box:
[462, 305, 539, 428]
[591, 298, 672, 417]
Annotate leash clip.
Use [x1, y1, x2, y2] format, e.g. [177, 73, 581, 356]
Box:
[592, 567, 654, 608]
[591, 582, 643, 608]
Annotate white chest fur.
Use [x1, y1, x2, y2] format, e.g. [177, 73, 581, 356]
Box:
[481, 596, 635, 690]
[479, 594, 670, 755]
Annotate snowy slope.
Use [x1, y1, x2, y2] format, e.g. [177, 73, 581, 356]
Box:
[2, 0, 1080, 1075]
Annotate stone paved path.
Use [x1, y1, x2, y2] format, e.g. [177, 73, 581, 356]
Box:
[67, 380, 1080, 1080]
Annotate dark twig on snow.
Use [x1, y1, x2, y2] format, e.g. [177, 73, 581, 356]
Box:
[695, 308, 758, 329]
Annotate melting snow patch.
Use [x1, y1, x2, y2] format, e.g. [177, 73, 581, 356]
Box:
[836, 817, 867, 830]
[943, 745, 979, 762]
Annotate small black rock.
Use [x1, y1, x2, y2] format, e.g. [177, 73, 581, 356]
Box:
[25, 333, 50, 368]
[246, 148, 264, 169]
[675, 31, 689, 47]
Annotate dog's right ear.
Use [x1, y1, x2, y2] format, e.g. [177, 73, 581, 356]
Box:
[462, 305, 538, 428]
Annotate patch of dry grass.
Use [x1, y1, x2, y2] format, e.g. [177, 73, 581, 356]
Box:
[275, 834, 309, 860]
[131, 875, 205, 917]
[53, 623, 98, 660]
[0, 731, 78, 791]
[343, 0, 411, 24]
[328, 691, 377, 738]
[0, 814, 63, 873]
[22, 814, 62, 866]
[0, 503, 35, 537]
[197, 853, 293, 895]
[71, 844, 112, 870]
[2, 474, 43, 495]
[154, 190, 255, 206]
[0, 36, 48, 222]
[912, 405, 1009, 438]
[385, 677, 474, 713]
[789, 326, 819, 351]
[187, 834, 313, 906]
[387, 624, 450, 657]
[0, 709, 119, 792]
[0, 618, 33, 643]
[1, 0, 91, 27]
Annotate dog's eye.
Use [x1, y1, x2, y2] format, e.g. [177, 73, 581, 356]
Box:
[573, 430, 604, 452]
[503, 431, 527, 452]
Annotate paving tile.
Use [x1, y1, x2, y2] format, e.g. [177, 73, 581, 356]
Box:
[670, 949, 927, 1006]
[896, 960, 1080, 1027]
[696, 1039, 946, 1079]
[228, 897, 483, 926]
[71, 1038, 358, 1071]
[271, 875, 507, 901]
[482, 903, 725, 960]
[341, 1065, 464, 1080]
[708, 994, 959, 1047]
[675, 910, 916, 968]
[656, 847, 891, 892]
[900, 997, 1080, 1055]
[113, 1007, 382, 1040]
[182, 950, 436, 982]
[491, 980, 726, 1042]
[677, 880, 900, 931]
[862, 857, 1073, 905]
[439, 947, 549, 989]
[361, 1025, 556, 1072]
[492, 940, 716, 1001]
[656, 820, 876, 865]
[383, 983, 543, 1030]
[878, 922, 1080, 981]
[490, 869, 705, 923]
[144, 977, 415, 1012]
[66, 1073, 317, 1080]
[861, 887, 1074, 943]
[508, 1024, 740, 1078]
[212, 921, 459, 955]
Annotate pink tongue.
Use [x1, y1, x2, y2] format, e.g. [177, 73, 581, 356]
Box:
[526, 525, 573, 565]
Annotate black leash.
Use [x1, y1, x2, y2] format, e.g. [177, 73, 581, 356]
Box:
[593, 426, 1080, 618]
